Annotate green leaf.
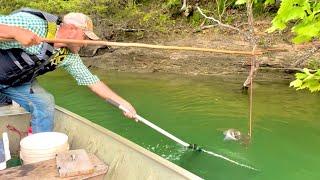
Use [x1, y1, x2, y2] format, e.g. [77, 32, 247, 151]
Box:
[295, 72, 308, 80]
[299, 82, 309, 89]
[292, 21, 320, 42]
[307, 79, 320, 92]
[264, 0, 276, 6]
[268, 0, 313, 37]
[313, 2, 320, 11]
[290, 79, 303, 87]
[272, 19, 288, 30]
[235, 0, 246, 5]
[292, 35, 312, 43]
[291, 69, 320, 92]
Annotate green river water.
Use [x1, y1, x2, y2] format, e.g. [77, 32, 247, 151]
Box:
[38, 69, 320, 180]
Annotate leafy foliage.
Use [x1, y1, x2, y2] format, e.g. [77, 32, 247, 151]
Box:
[264, 0, 276, 6]
[234, 0, 320, 92]
[163, 0, 181, 9]
[235, 0, 266, 6]
[0, 0, 88, 15]
[267, 0, 320, 92]
[267, 0, 320, 44]
[216, 0, 238, 21]
[0, 0, 139, 16]
[235, 0, 247, 5]
[290, 68, 320, 92]
[234, 0, 279, 16]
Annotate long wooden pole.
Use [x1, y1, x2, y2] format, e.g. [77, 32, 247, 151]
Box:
[3, 37, 320, 55]
[0, 37, 263, 56]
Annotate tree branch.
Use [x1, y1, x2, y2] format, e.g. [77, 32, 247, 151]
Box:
[196, 7, 242, 33]
[181, 0, 187, 11]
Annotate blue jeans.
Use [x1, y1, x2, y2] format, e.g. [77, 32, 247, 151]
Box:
[0, 81, 55, 133]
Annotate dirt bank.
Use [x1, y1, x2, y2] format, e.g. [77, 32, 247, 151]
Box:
[81, 20, 319, 80]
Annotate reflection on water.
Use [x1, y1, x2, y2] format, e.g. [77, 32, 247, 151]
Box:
[39, 69, 320, 180]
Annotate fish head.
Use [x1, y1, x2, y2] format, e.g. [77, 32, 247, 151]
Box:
[223, 129, 242, 141]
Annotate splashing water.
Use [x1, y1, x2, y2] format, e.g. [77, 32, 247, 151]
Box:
[201, 149, 258, 171]
[144, 143, 187, 161]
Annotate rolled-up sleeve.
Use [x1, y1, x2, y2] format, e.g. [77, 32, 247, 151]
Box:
[0, 12, 47, 54]
[59, 53, 100, 85]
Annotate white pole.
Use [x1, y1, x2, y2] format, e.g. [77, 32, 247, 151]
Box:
[118, 105, 190, 147]
[106, 99, 190, 147]
[134, 114, 190, 147]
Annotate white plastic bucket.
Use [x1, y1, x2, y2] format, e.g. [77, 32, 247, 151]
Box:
[20, 132, 69, 164]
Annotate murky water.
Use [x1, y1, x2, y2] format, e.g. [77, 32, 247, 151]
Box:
[39, 69, 320, 180]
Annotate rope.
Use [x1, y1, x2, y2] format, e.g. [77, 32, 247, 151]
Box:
[248, 45, 257, 138]
[6, 124, 28, 140]
[246, 0, 257, 140]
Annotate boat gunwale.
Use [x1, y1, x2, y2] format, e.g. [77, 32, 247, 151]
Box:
[55, 105, 203, 180]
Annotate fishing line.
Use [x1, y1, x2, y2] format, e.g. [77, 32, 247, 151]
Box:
[248, 45, 256, 138]
[201, 149, 258, 171]
[188, 144, 257, 171]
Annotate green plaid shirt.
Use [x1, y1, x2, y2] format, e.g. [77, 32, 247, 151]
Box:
[0, 12, 100, 85]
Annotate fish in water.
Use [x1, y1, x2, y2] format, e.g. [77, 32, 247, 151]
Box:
[223, 129, 241, 141]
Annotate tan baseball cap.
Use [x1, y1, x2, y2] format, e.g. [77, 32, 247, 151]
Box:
[63, 12, 100, 40]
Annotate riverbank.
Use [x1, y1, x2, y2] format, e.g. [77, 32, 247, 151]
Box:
[81, 19, 319, 79]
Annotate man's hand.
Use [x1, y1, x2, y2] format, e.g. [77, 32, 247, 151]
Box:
[121, 102, 137, 120]
[14, 28, 42, 46]
[0, 25, 41, 46]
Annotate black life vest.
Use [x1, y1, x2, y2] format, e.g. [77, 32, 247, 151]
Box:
[0, 8, 68, 86]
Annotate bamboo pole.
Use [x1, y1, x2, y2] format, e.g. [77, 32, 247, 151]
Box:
[0, 37, 263, 56]
[44, 38, 265, 55]
[2, 37, 320, 55]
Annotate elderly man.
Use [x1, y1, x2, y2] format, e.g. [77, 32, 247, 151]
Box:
[0, 8, 137, 133]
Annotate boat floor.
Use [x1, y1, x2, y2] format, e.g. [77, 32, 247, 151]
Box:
[0, 153, 108, 179]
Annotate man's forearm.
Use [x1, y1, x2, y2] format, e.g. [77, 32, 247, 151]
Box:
[88, 81, 129, 105]
[0, 24, 41, 46]
[0, 24, 17, 38]
[88, 81, 137, 119]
